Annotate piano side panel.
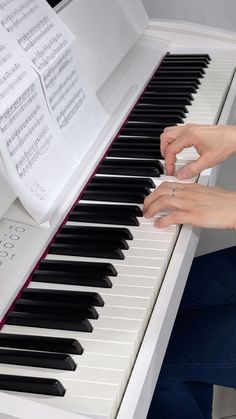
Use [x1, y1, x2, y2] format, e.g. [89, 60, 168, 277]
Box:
[142, 0, 236, 32]
[146, 20, 236, 52]
[196, 71, 236, 256]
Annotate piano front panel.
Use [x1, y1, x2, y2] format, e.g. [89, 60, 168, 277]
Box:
[0, 50, 235, 419]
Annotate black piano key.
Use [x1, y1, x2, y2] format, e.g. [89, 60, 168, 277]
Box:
[156, 69, 204, 77]
[84, 187, 151, 200]
[49, 242, 125, 259]
[111, 142, 160, 150]
[99, 158, 164, 173]
[60, 225, 133, 240]
[148, 80, 199, 89]
[138, 97, 192, 106]
[54, 233, 128, 249]
[141, 91, 194, 101]
[14, 299, 99, 319]
[33, 268, 113, 287]
[131, 109, 186, 118]
[108, 143, 162, 158]
[68, 214, 136, 226]
[0, 374, 66, 396]
[73, 203, 143, 217]
[82, 189, 147, 204]
[85, 184, 151, 196]
[97, 161, 161, 177]
[69, 210, 139, 226]
[0, 333, 83, 354]
[69, 214, 138, 226]
[160, 60, 208, 68]
[0, 348, 76, 371]
[128, 114, 183, 124]
[90, 176, 156, 188]
[152, 74, 201, 83]
[54, 234, 129, 249]
[164, 53, 211, 63]
[37, 259, 117, 277]
[135, 103, 189, 113]
[121, 124, 173, 134]
[21, 288, 104, 306]
[97, 164, 161, 176]
[108, 147, 163, 159]
[6, 312, 93, 332]
[160, 64, 206, 73]
[114, 137, 160, 145]
[145, 85, 197, 94]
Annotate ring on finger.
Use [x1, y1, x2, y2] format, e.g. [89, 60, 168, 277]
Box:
[171, 185, 177, 197]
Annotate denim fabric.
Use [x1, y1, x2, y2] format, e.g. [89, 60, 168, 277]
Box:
[147, 246, 236, 419]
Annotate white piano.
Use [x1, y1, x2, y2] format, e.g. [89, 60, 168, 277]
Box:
[0, 1, 236, 418]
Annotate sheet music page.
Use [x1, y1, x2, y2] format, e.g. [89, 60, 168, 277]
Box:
[0, 0, 108, 223]
[0, 30, 78, 223]
[0, 0, 107, 134]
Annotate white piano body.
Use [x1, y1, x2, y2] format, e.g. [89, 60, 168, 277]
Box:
[0, 1, 236, 418]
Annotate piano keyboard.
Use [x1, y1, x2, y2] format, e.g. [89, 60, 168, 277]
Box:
[0, 53, 235, 419]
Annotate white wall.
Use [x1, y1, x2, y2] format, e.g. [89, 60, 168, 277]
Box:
[142, 0, 236, 31]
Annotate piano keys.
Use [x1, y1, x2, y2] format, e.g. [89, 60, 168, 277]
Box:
[0, 1, 236, 419]
[0, 51, 235, 419]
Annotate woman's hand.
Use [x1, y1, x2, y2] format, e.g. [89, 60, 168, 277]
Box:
[143, 181, 236, 229]
[161, 124, 236, 179]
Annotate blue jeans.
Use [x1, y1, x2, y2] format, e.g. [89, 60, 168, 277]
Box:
[147, 246, 236, 419]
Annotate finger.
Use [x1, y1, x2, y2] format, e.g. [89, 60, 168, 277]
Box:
[163, 125, 187, 134]
[160, 134, 174, 158]
[164, 149, 177, 175]
[160, 126, 185, 157]
[144, 195, 186, 218]
[143, 181, 188, 215]
[154, 211, 193, 228]
[143, 183, 172, 213]
[164, 136, 195, 175]
[144, 180, 183, 204]
[176, 155, 211, 180]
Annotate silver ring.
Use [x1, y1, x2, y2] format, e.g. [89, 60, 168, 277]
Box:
[171, 185, 176, 197]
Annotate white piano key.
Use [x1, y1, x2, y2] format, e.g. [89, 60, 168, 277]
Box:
[0, 365, 126, 418]
[1, 325, 135, 358]
[112, 274, 158, 288]
[31, 394, 118, 419]
[123, 247, 168, 259]
[65, 220, 178, 235]
[0, 363, 127, 386]
[29, 281, 156, 304]
[2, 324, 140, 346]
[73, 352, 129, 371]
[96, 305, 148, 321]
[45, 254, 163, 278]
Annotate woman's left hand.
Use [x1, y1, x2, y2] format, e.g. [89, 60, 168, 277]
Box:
[143, 182, 236, 229]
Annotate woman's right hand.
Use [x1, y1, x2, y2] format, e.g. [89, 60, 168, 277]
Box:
[160, 124, 236, 180]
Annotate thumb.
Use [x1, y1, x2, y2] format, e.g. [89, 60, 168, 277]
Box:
[176, 156, 209, 180]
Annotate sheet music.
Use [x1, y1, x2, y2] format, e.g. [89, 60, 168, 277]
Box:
[0, 0, 89, 133]
[0, 0, 108, 223]
[0, 37, 72, 222]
